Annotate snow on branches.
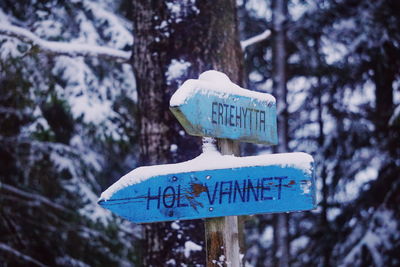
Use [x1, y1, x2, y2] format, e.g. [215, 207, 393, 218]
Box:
[0, 24, 131, 62]
[241, 29, 271, 50]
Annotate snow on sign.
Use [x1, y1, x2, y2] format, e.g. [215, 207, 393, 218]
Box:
[98, 152, 316, 223]
[170, 71, 278, 145]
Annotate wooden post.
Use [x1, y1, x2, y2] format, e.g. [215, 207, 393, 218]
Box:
[205, 138, 241, 267]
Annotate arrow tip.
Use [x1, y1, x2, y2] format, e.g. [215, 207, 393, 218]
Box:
[97, 198, 106, 206]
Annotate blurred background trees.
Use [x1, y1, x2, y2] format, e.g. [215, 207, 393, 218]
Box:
[0, 1, 139, 266]
[241, 0, 400, 266]
[0, 0, 399, 266]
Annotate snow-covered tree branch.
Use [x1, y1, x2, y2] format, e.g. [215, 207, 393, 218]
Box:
[0, 25, 131, 62]
[0, 24, 270, 62]
[0, 243, 47, 267]
[241, 29, 271, 50]
[2, 183, 71, 213]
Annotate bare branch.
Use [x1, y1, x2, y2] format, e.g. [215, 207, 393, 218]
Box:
[241, 29, 271, 50]
[0, 243, 48, 267]
[0, 24, 131, 63]
[1, 183, 72, 214]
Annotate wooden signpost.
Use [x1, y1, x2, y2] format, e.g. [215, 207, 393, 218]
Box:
[99, 71, 316, 266]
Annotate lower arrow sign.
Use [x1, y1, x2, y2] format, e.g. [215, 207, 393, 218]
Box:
[98, 152, 316, 223]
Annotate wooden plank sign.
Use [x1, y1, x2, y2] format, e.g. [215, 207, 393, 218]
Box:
[98, 152, 316, 223]
[170, 71, 278, 145]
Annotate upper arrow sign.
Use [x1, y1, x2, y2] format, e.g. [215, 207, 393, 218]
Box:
[170, 71, 278, 145]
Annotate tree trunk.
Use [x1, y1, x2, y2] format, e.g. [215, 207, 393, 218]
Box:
[131, 0, 243, 265]
[271, 0, 290, 266]
[372, 43, 395, 141]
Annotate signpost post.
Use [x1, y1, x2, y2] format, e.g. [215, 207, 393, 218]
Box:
[98, 71, 316, 266]
[204, 137, 241, 267]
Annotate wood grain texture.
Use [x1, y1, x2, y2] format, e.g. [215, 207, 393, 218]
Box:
[205, 216, 240, 267]
[206, 138, 241, 266]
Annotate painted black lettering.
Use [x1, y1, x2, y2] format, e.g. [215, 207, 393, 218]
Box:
[260, 111, 266, 131]
[219, 181, 233, 204]
[162, 186, 176, 208]
[242, 108, 248, 129]
[236, 106, 242, 128]
[233, 180, 246, 202]
[218, 103, 223, 124]
[261, 177, 273, 200]
[147, 187, 161, 210]
[206, 182, 219, 205]
[212, 102, 218, 124]
[229, 105, 235, 126]
[248, 109, 253, 130]
[177, 185, 188, 207]
[223, 104, 229, 125]
[274, 177, 287, 200]
[247, 179, 259, 201]
[254, 109, 259, 130]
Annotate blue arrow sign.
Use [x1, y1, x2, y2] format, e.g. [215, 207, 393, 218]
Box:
[98, 153, 316, 223]
[170, 71, 278, 145]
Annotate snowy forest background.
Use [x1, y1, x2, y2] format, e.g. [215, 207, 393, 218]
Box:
[0, 0, 399, 266]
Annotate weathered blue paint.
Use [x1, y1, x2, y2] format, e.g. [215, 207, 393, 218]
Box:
[170, 90, 278, 145]
[98, 163, 316, 223]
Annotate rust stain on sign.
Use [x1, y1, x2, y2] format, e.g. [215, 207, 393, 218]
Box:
[182, 182, 208, 212]
[191, 183, 208, 197]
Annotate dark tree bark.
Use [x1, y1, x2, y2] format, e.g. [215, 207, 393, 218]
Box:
[131, 0, 243, 265]
[372, 43, 396, 140]
[271, 0, 290, 266]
